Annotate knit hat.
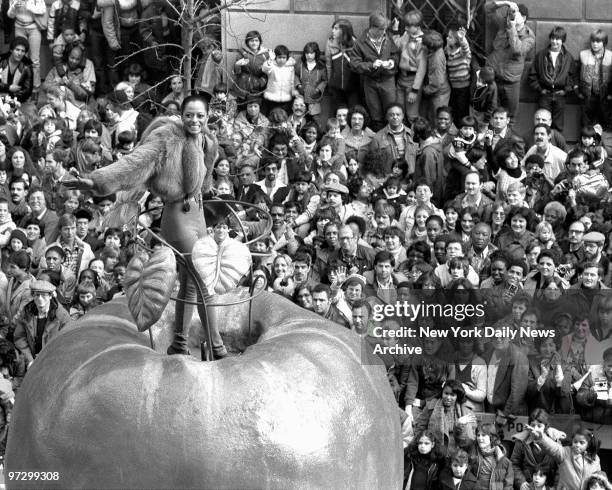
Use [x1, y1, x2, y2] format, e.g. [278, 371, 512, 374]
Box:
[480, 67, 495, 84]
[9, 228, 27, 247]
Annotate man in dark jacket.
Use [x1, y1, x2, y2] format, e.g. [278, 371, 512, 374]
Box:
[350, 11, 399, 131]
[0, 37, 33, 103]
[13, 280, 70, 367]
[527, 26, 575, 132]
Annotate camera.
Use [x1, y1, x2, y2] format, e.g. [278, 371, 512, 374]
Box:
[557, 264, 572, 276]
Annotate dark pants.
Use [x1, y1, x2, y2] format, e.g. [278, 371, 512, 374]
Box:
[582, 93, 611, 128]
[363, 76, 397, 131]
[88, 28, 117, 95]
[497, 80, 521, 122]
[328, 86, 361, 115]
[450, 85, 471, 122]
[538, 92, 566, 132]
[262, 99, 292, 117]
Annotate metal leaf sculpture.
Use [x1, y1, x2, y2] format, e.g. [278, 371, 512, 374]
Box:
[192, 236, 252, 295]
[125, 247, 177, 331]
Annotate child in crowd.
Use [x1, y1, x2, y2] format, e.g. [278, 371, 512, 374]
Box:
[391, 9, 426, 120]
[529, 424, 601, 490]
[422, 30, 450, 122]
[262, 45, 295, 115]
[575, 29, 612, 128]
[471, 67, 498, 130]
[294, 42, 327, 125]
[445, 21, 472, 121]
[403, 430, 443, 490]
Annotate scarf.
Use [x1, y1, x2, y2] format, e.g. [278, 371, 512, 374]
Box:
[428, 398, 459, 450]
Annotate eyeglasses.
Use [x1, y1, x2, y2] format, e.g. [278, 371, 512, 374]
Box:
[569, 229, 584, 234]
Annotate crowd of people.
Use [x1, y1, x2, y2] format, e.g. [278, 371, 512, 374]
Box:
[0, 0, 609, 487]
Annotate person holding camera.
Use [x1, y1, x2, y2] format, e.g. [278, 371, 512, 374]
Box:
[485, 1, 535, 124]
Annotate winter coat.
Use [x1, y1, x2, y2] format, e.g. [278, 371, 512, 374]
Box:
[88, 116, 218, 203]
[368, 124, 417, 177]
[350, 31, 399, 82]
[0, 53, 33, 102]
[325, 38, 356, 91]
[472, 82, 499, 122]
[404, 453, 440, 490]
[423, 48, 451, 97]
[485, 5, 535, 83]
[527, 46, 575, 94]
[438, 467, 477, 490]
[233, 46, 269, 99]
[1, 275, 34, 337]
[464, 442, 513, 490]
[262, 57, 295, 102]
[576, 48, 612, 98]
[539, 432, 600, 490]
[294, 60, 326, 104]
[6, 0, 46, 27]
[392, 30, 426, 89]
[13, 299, 70, 364]
[510, 429, 559, 489]
[98, 0, 139, 51]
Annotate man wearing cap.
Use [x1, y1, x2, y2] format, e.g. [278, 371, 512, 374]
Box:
[324, 181, 350, 223]
[583, 231, 609, 273]
[13, 279, 70, 367]
[254, 158, 289, 204]
[41, 213, 95, 279]
[329, 225, 376, 276]
[18, 187, 59, 243]
[485, 1, 535, 122]
[233, 96, 270, 144]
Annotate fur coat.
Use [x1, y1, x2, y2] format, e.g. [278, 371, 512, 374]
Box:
[88, 117, 219, 202]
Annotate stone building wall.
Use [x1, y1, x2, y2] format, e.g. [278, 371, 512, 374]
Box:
[225, 0, 612, 139]
[507, 0, 612, 139]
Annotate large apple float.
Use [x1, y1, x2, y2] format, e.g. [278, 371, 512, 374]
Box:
[5, 257, 402, 488]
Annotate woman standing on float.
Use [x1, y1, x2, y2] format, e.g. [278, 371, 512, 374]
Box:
[65, 94, 227, 358]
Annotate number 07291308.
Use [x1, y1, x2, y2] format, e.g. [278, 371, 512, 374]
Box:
[7, 471, 60, 481]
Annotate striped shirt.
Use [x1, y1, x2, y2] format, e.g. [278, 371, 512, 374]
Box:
[445, 39, 472, 88]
